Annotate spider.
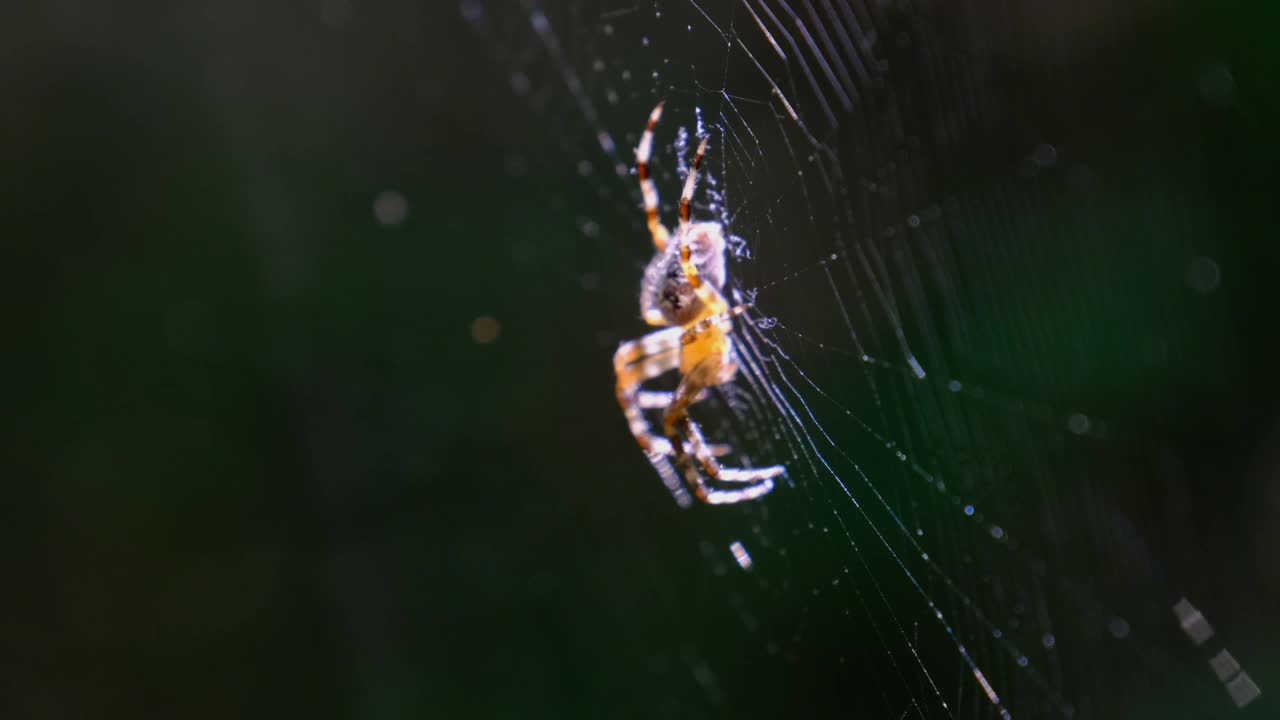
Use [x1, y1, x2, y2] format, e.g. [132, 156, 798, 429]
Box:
[612, 102, 785, 505]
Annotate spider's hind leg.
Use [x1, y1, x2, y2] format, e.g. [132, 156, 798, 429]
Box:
[615, 326, 683, 457]
[635, 389, 730, 457]
[662, 364, 781, 505]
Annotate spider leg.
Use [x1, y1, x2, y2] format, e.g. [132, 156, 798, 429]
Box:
[674, 136, 730, 315]
[635, 390, 731, 456]
[614, 328, 689, 505]
[662, 362, 782, 504]
[670, 304, 754, 460]
[636, 389, 711, 408]
[635, 390, 674, 409]
[635, 101, 671, 253]
[614, 326, 682, 456]
[615, 329, 730, 459]
[679, 303, 753, 347]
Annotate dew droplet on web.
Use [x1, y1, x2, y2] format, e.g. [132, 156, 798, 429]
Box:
[1185, 255, 1220, 293]
[1033, 143, 1058, 168]
[509, 72, 530, 95]
[458, 0, 482, 23]
[1068, 412, 1090, 435]
[504, 154, 527, 177]
[906, 354, 926, 379]
[373, 190, 409, 227]
[470, 316, 500, 344]
[1198, 58, 1236, 107]
[577, 217, 600, 238]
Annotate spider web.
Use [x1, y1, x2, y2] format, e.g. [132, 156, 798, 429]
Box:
[464, 1, 1269, 717]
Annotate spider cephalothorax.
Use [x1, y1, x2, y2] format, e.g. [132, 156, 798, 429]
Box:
[639, 221, 727, 326]
[612, 102, 785, 505]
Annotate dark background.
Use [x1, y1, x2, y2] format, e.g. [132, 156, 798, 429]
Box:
[8, 1, 1280, 718]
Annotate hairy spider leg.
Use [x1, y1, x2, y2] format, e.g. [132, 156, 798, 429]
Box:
[675, 302, 773, 458]
[635, 101, 670, 253]
[615, 328, 732, 459]
[613, 328, 690, 506]
[680, 303, 753, 346]
[674, 136, 729, 317]
[662, 359, 783, 504]
[614, 326, 683, 456]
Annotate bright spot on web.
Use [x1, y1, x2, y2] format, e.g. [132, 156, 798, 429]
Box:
[470, 316, 500, 344]
[1186, 255, 1221, 294]
[373, 190, 409, 227]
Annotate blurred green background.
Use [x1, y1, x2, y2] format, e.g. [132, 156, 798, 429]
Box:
[8, 1, 1280, 718]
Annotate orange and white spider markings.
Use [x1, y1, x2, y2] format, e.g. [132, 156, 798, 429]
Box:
[635, 100, 670, 254]
[613, 102, 785, 506]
